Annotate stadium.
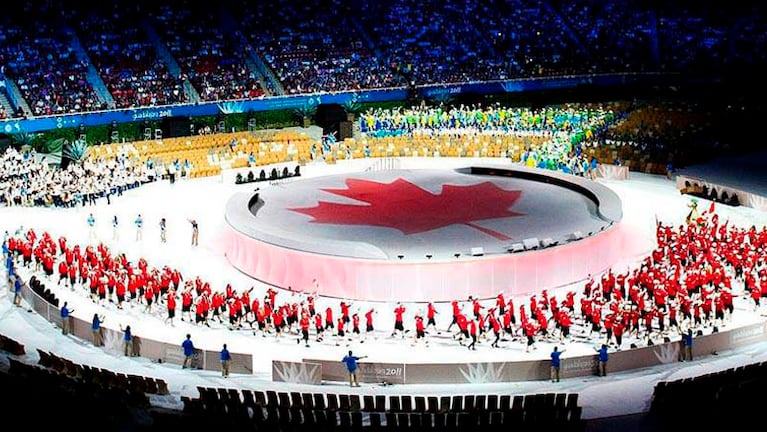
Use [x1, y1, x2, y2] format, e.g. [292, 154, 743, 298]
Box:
[1, 1, 767, 431]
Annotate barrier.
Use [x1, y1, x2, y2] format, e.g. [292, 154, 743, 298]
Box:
[277, 321, 767, 385]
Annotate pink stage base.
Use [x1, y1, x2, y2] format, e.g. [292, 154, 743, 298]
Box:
[223, 222, 640, 302]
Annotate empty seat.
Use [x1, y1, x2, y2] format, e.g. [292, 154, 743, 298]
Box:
[457, 412, 474, 428]
[489, 411, 503, 426]
[445, 412, 459, 430]
[277, 391, 291, 408]
[427, 396, 439, 413]
[217, 387, 230, 402]
[566, 393, 579, 409]
[301, 408, 315, 426]
[375, 395, 386, 412]
[400, 395, 413, 412]
[254, 390, 267, 407]
[396, 413, 410, 428]
[385, 412, 398, 429]
[363, 395, 375, 411]
[302, 392, 315, 410]
[389, 395, 401, 412]
[339, 394, 351, 411]
[414, 396, 427, 412]
[475, 395, 487, 411]
[242, 390, 256, 408]
[463, 395, 476, 411]
[439, 396, 451, 413]
[314, 409, 328, 427]
[410, 412, 422, 429]
[313, 393, 326, 410]
[420, 412, 432, 429]
[434, 412, 447, 429]
[144, 378, 159, 394]
[326, 393, 339, 411]
[512, 395, 524, 411]
[450, 395, 463, 412]
[37, 349, 53, 368]
[544, 393, 556, 409]
[486, 395, 498, 411]
[351, 411, 363, 429]
[339, 411, 352, 429]
[499, 395, 511, 410]
[369, 412, 382, 429]
[290, 391, 303, 408]
[156, 379, 169, 395]
[349, 394, 362, 411]
[266, 390, 279, 407]
[555, 393, 567, 409]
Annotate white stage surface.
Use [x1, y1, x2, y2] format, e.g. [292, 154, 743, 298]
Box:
[224, 163, 631, 301]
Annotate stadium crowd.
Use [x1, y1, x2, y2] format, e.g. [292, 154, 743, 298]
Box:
[0, 1, 763, 116]
[0, 147, 151, 208]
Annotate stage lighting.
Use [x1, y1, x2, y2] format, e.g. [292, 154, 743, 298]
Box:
[425, 254, 433, 259]
[508, 243, 524, 253]
[397, 255, 404, 260]
[454, 253, 461, 258]
[540, 238, 558, 248]
[470, 247, 484, 256]
[522, 238, 540, 250]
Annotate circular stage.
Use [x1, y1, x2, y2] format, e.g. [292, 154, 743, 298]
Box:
[224, 164, 630, 302]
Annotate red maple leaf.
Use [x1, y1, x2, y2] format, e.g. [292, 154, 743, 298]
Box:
[289, 178, 524, 240]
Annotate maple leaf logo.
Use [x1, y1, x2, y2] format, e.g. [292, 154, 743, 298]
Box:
[289, 178, 524, 240]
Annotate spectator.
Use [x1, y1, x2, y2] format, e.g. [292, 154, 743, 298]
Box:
[182, 333, 195, 369]
[682, 328, 694, 361]
[60, 302, 74, 335]
[596, 344, 609, 377]
[342, 350, 366, 387]
[91, 313, 105, 347]
[550, 346, 565, 382]
[120, 324, 132, 356]
[11, 274, 22, 306]
[220, 343, 231, 377]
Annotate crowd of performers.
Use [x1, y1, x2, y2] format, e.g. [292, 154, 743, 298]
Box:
[5, 203, 767, 354]
[357, 103, 611, 179]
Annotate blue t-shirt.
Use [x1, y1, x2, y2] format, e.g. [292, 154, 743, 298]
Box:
[61, 306, 70, 318]
[92, 318, 101, 331]
[221, 348, 231, 362]
[182, 339, 195, 356]
[551, 351, 562, 368]
[684, 332, 693, 347]
[124, 329, 132, 341]
[598, 347, 608, 362]
[342, 355, 360, 372]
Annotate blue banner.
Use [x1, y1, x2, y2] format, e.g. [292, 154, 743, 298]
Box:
[1, 73, 691, 134]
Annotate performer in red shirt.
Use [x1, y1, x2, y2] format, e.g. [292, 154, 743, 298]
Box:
[413, 314, 427, 346]
[298, 314, 311, 347]
[391, 303, 406, 338]
[165, 289, 177, 326]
